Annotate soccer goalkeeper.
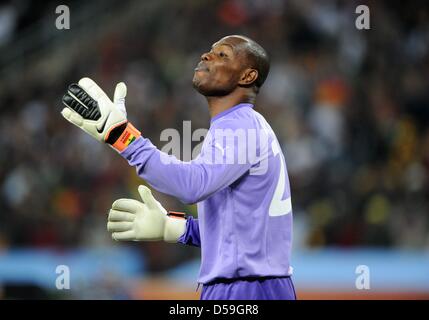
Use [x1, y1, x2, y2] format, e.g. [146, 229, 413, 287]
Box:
[61, 35, 296, 300]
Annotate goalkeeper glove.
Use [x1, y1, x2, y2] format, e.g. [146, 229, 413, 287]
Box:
[61, 77, 140, 152]
[107, 185, 187, 242]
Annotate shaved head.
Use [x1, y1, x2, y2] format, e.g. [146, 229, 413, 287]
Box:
[217, 35, 270, 91]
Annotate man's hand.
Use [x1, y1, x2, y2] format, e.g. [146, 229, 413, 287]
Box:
[61, 77, 141, 152]
[107, 185, 187, 242]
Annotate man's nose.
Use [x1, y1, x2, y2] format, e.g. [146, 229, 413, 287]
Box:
[201, 52, 211, 61]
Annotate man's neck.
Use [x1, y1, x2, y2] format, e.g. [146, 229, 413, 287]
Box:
[206, 90, 255, 119]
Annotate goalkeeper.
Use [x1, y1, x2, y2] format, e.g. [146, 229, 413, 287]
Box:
[61, 35, 296, 300]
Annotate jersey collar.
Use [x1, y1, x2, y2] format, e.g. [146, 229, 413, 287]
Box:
[210, 103, 254, 124]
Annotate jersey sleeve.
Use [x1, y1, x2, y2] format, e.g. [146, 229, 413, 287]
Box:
[177, 216, 201, 247]
[119, 118, 256, 204]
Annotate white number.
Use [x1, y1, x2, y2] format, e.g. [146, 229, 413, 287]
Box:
[269, 140, 292, 216]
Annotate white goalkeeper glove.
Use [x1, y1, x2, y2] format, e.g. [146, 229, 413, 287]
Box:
[61, 77, 141, 152]
[107, 185, 187, 243]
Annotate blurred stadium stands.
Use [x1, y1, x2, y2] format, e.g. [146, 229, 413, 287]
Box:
[0, 0, 428, 299]
[1, 249, 427, 299]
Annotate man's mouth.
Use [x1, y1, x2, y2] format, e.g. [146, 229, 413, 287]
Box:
[195, 62, 209, 72]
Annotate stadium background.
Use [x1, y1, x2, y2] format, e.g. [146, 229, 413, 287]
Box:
[0, 0, 428, 299]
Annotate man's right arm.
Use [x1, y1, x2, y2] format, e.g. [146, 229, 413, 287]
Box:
[119, 118, 254, 205]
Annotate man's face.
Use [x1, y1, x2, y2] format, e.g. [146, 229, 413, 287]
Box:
[192, 36, 249, 96]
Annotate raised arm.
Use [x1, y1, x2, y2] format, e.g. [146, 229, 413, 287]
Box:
[60, 78, 255, 204]
[120, 127, 253, 204]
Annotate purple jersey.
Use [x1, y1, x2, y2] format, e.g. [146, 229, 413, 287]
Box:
[120, 103, 293, 284]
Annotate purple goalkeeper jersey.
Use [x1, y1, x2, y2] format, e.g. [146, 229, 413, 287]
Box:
[120, 103, 293, 284]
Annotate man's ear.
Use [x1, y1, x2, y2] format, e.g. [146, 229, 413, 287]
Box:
[239, 68, 258, 86]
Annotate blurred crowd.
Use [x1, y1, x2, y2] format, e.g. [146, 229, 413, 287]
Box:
[0, 0, 428, 277]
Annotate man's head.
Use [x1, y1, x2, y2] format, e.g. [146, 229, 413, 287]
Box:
[192, 35, 270, 97]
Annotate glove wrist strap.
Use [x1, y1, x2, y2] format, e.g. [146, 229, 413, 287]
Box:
[110, 122, 141, 152]
[167, 211, 186, 219]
